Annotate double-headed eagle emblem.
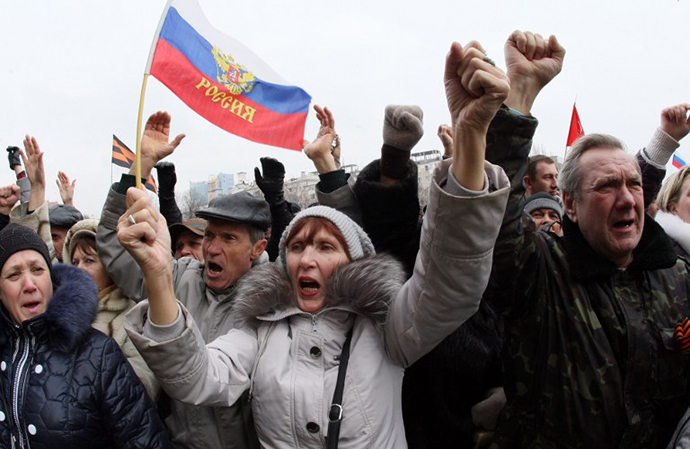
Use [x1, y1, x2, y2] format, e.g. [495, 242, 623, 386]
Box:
[212, 46, 256, 96]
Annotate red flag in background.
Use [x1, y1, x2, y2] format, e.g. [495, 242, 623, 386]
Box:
[566, 104, 585, 146]
[112, 135, 158, 194]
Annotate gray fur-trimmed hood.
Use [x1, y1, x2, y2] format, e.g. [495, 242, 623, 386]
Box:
[232, 254, 406, 325]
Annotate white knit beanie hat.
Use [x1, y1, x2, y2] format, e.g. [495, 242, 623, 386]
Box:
[279, 206, 375, 270]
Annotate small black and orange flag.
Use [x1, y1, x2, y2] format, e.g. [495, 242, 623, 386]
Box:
[112, 135, 157, 194]
[675, 317, 690, 352]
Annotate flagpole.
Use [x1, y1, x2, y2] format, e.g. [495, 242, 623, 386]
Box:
[135, 0, 173, 190]
[134, 74, 149, 190]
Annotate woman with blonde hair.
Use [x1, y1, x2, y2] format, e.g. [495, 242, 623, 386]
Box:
[655, 166, 690, 258]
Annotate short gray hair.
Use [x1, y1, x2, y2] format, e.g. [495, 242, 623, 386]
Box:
[248, 225, 266, 245]
[558, 134, 628, 200]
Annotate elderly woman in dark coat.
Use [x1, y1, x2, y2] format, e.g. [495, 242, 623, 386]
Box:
[0, 223, 171, 448]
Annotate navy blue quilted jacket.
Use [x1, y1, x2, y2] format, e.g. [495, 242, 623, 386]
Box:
[0, 264, 172, 448]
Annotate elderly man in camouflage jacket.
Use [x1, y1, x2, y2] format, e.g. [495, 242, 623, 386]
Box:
[485, 31, 690, 449]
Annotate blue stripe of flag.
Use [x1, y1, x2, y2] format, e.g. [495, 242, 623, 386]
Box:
[674, 154, 687, 168]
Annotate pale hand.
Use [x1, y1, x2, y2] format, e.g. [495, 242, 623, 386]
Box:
[0, 185, 20, 215]
[660, 103, 690, 142]
[20, 135, 45, 188]
[136, 111, 186, 179]
[117, 187, 172, 277]
[56, 171, 76, 206]
[445, 41, 510, 134]
[504, 30, 565, 91]
[303, 104, 340, 173]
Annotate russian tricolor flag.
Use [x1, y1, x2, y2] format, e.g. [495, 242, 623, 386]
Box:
[146, 0, 311, 151]
[673, 154, 687, 169]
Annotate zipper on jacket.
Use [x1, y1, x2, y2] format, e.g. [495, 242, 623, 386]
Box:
[11, 327, 34, 449]
[311, 314, 318, 332]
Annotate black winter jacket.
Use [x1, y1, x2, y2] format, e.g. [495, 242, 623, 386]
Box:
[0, 264, 171, 449]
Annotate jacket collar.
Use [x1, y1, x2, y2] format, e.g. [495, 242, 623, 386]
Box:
[562, 214, 677, 281]
[0, 264, 98, 352]
[231, 254, 406, 325]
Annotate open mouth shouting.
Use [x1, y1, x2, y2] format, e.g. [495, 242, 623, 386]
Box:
[298, 277, 321, 297]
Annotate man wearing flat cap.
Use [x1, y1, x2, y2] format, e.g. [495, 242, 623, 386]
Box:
[48, 204, 84, 262]
[96, 111, 265, 449]
[169, 217, 206, 261]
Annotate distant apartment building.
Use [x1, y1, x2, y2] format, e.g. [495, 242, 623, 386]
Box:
[412, 149, 443, 206]
[189, 173, 235, 202]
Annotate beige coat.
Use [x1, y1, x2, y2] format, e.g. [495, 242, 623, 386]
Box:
[94, 284, 160, 400]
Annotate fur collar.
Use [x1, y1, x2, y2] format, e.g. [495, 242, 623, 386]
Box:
[562, 214, 677, 280]
[0, 264, 98, 352]
[654, 211, 690, 256]
[232, 254, 406, 325]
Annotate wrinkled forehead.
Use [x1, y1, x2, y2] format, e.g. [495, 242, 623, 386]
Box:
[204, 218, 251, 237]
[580, 147, 641, 180]
[1, 249, 48, 274]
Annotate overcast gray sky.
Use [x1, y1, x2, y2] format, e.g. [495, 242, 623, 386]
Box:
[2, 0, 689, 216]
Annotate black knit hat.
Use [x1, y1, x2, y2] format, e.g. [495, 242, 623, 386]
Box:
[0, 224, 52, 274]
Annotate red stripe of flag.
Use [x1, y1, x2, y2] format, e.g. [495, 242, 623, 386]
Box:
[673, 154, 687, 169]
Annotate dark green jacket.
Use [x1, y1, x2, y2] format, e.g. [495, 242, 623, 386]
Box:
[486, 108, 690, 449]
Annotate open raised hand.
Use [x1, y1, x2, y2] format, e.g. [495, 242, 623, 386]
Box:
[136, 111, 186, 180]
[303, 105, 340, 173]
[56, 171, 76, 206]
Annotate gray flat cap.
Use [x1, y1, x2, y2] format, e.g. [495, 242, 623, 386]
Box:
[196, 192, 270, 231]
[49, 204, 84, 229]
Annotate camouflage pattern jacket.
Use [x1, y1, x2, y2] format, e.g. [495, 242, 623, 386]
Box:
[485, 108, 690, 449]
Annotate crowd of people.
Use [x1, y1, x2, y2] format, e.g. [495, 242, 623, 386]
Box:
[0, 29, 689, 449]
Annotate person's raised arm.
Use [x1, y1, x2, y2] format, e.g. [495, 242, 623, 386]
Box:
[255, 157, 294, 261]
[20, 135, 46, 212]
[131, 111, 185, 182]
[503, 30, 565, 116]
[0, 185, 20, 231]
[303, 104, 340, 175]
[385, 40, 511, 367]
[305, 105, 363, 222]
[445, 41, 510, 190]
[640, 103, 690, 207]
[118, 187, 177, 325]
[155, 161, 183, 225]
[56, 171, 76, 207]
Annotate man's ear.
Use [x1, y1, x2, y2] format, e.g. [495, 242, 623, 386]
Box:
[562, 191, 578, 223]
[250, 239, 268, 261]
[523, 175, 534, 195]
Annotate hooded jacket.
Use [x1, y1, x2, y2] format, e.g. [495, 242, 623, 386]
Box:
[126, 160, 510, 449]
[0, 264, 171, 448]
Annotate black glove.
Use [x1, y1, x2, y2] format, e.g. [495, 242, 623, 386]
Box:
[155, 161, 177, 197]
[6, 146, 21, 170]
[254, 157, 285, 204]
